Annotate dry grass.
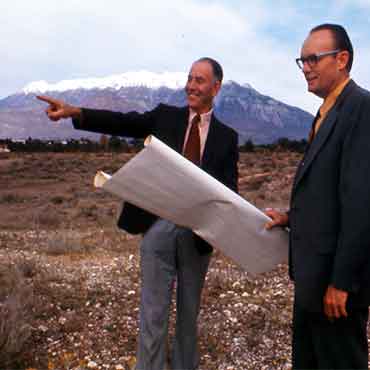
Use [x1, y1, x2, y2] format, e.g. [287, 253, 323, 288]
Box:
[2, 150, 365, 370]
[0, 262, 34, 368]
[0, 193, 35, 204]
[44, 230, 93, 256]
[0, 151, 298, 369]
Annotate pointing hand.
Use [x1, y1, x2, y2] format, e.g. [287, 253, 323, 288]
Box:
[37, 95, 81, 121]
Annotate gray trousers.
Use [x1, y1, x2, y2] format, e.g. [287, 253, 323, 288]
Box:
[136, 219, 211, 370]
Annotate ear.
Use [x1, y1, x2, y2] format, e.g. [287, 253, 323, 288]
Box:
[212, 80, 222, 97]
[337, 50, 350, 71]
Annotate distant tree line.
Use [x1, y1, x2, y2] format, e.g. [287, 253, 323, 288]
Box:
[1, 136, 307, 153]
[239, 137, 308, 153]
[0, 135, 144, 153]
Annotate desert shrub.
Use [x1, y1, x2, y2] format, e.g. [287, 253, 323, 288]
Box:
[16, 257, 39, 279]
[243, 178, 266, 191]
[0, 193, 27, 204]
[76, 201, 99, 221]
[37, 171, 58, 180]
[239, 139, 255, 152]
[33, 207, 61, 229]
[44, 231, 91, 255]
[50, 195, 66, 205]
[7, 160, 23, 173]
[0, 263, 34, 368]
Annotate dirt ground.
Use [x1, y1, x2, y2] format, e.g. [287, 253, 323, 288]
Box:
[0, 151, 366, 370]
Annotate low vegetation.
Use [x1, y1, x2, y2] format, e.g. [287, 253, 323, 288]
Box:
[0, 149, 367, 369]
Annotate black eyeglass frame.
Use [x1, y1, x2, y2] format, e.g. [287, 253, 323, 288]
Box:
[296, 49, 340, 70]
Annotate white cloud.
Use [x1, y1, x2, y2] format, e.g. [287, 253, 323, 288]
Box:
[0, 0, 247, 86]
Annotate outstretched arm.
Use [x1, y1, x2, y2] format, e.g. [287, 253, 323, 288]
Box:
[38, 95, 159, 138]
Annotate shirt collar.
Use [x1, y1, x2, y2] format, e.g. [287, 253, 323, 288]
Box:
[189, 108, 213, 127]
[319, 77, 351, 119]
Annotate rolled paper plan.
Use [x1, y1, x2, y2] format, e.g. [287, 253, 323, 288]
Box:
[93, 135, 289, 274]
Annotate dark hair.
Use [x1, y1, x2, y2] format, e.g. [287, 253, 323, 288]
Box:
[196, 57, 223, 82]
[310, 23, 353, 72]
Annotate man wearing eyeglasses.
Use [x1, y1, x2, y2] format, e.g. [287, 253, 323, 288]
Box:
[265, 24, 370, 369]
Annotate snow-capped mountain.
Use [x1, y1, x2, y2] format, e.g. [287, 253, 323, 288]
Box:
[0, 72, 313, 144]
[22, 71, 188, 94]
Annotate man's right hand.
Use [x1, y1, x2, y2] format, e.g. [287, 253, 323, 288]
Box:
[37, 95, 81, 121]
[264, 209, 289, 229]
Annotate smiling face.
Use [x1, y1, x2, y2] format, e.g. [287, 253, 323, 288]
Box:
[300, 29, 349, 99]
[185, 61, 221, 114]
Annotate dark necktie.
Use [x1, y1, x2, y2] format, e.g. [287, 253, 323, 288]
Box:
[184, 114, 201, 165]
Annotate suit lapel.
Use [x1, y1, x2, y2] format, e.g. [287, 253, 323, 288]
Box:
[292, 80, 357, 193]
[201, 114, 219, 170]
[293, 108, 338, 192]
[174, 107, 190, 153]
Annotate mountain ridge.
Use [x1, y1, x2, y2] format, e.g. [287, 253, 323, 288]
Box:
[0, 73, 313, 144]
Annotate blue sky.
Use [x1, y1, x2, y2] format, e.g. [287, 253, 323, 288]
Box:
[1, 0, 369, 113]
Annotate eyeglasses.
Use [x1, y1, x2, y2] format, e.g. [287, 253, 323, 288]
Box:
[295, 49, 340, 70]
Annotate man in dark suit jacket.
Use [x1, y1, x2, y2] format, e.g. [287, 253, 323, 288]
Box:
[266, 24, 370, 369]
[38, 57, 238, 370]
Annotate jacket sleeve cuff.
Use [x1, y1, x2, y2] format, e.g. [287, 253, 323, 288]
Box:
[72, 109, 85, 129]
[331, 270, 360, 293]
